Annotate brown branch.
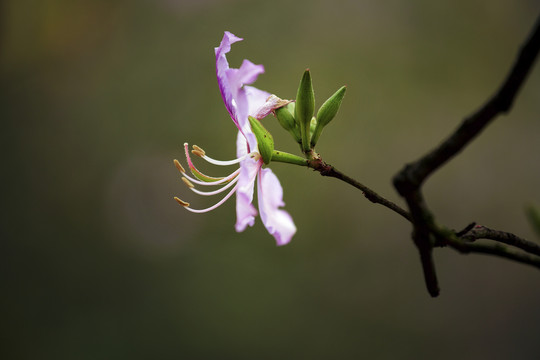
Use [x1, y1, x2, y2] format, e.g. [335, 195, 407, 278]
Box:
[429, 225, 540, 270]
[307, 155, 411, 222]
[460, 224, 540, 256]
[449, 242, 540, 269]
[392, 15, 540, 297]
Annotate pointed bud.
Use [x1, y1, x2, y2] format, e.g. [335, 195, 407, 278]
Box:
[311, 86, 346, 148]
[248, 116, 274, 165]
[295, 69, 315, 152]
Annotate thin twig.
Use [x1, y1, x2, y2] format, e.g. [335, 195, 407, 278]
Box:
[307, 156, 411, 222]
[392, 15, 540, 297]
[460, 225, 540, 256]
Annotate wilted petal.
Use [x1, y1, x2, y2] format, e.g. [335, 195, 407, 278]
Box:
[245, 86, 274, 119]
[253, 95, 292, 120]
[257, 168, 296, 246]
[235, 150, 261, 232]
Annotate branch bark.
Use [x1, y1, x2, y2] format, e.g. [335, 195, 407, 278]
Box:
[392, 15, 540, 297]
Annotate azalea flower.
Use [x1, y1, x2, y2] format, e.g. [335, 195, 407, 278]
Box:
[174, 31, 296, 246]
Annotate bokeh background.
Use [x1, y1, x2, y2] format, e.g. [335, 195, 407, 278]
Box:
[3, 0, 540, 359]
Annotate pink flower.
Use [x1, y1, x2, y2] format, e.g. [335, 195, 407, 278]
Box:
[174, 32, 296, 246]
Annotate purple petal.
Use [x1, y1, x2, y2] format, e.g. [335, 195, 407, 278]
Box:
[215, 32, 270, 152]
[235, 135, 262, 232]
[257, 168, 296, 246]
[215, 32, 243, 128]
[226, 60, 265, 92]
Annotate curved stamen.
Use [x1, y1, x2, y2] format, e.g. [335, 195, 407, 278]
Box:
[190, 174, 239, 196]
[191, 144, 252, 166]
[174, 158, 239, 186]
[179, 183, 239, 214]
[201, 153, 251, 166]
[184, 143, 225, 182]
[183, 168, 240, 187]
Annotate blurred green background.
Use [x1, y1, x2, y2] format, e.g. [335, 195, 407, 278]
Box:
[2, 0, 540, 359]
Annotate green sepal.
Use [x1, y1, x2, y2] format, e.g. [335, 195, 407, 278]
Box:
[295, 69, 315, 152]
[248, 116, 274, 165]
[271, 150, 308, 166]
[311, 86, 346, 148]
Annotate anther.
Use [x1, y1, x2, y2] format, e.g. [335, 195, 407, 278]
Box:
[182, 177, 194, 188]
[173, 159, 186, 173]
[192, 149, 205, 157]
[192, 145, 206, 157]
[174, 197, 190, 207]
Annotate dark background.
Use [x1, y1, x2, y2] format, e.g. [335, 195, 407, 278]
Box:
[2, 1, 540, 359]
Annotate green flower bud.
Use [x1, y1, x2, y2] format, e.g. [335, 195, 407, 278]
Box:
[274, 104, 301, 143]
[248, 116, 274, 165]
[275, 105, 295, 131]
[295, 69, 315, 152]
[309, 117, 317, 136]
[311, 86, 346, 148]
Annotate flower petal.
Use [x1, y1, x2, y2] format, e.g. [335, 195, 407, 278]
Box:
[257, 168, 296, 246]
[215, 32, 270, 152]
[215, 32, 243, 127]
[235, 146, 261, 232]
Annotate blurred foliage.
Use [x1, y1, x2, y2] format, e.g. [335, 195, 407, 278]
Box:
[2, 0, 540, 359]
[526, 205, 540, 238]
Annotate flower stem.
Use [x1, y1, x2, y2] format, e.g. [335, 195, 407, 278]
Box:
[271, 150, 309, 166]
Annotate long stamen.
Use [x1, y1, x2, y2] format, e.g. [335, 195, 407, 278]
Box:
[190, 174, 239, 196]
[177, 183, 239, 214]
[174, 158, 238, 186]
[184, 143, 225, 182]
[192, 144, 251, 166]
[184, 167, 240, 187]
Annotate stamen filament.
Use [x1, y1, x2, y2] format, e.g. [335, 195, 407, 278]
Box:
[182, 183, 239, 214]
[184, 143, 225, 182]
[190, 175, 239, 196]
[182, 168, 240, 187]
[201, 152, 251, 166]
